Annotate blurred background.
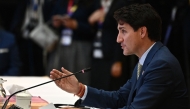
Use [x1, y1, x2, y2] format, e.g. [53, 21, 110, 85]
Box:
[0, 0, 189, 102]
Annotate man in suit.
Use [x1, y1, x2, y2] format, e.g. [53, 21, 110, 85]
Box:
[50, 4, 189, 109]
[0, 28, 21, 76]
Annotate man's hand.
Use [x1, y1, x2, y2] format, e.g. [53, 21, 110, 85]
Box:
[50, 67, 80, 94]
[88, 9, 105, 25]
[62, 16, 78, 29]
[52, 15, 63, 28]
[52, 15, 78, 29]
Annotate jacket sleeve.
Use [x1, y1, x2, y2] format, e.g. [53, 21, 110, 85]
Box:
[81, 79, 132, 108]
[127, 60, 187, 109]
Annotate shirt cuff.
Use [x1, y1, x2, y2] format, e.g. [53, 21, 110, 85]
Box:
[81, 85, 87, 100]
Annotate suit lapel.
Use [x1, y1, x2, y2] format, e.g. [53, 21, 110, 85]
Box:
[144, 41, 163, 67]
[135, 42, 163, 87]
[127, 42, 164, 105]
[127, 64, 138, 105]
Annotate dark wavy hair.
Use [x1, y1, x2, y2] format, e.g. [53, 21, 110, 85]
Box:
[114, 3, 162, 41]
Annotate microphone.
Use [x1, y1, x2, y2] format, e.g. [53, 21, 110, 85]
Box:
[2, 67, 91, 109]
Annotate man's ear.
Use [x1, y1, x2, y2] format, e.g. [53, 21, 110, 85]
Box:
[140, 26, 147, 38]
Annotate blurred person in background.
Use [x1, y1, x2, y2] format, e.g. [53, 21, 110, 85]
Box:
[9, 0, 45, 76]
[44, 0, 99, 85]
[162, 0, 190, 84]
[88, 0, 138, 90]
[0, 16, 21, 76]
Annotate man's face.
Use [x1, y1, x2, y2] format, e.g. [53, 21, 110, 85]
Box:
[116, 23, 141, 56]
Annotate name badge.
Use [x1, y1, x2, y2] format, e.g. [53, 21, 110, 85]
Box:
[93, 29, 103, 59]
[93, 49, 103, 59]
[61, 29, 73, 46]
[0, 48, 9, 54]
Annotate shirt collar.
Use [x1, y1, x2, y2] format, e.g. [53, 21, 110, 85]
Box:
[139, 42, 156, 65]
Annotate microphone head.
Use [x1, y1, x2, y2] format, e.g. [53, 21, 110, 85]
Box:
[80, 67, 91, 73]
[84, 67, 91, 71]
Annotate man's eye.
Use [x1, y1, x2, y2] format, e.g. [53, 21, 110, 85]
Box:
[122, 30, 126, 33]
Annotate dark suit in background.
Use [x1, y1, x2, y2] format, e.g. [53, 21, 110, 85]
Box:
[183, 4, 190, 106]
[0, 29, 21, 76]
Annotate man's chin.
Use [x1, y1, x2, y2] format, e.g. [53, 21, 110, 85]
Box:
[123, 51, 132, 56]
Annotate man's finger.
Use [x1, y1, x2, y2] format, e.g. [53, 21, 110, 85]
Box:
[61, 67, 72, 75]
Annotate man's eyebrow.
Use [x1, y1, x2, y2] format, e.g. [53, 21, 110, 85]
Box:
[118, 26, 125, 30]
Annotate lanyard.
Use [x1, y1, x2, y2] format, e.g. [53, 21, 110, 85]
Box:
[97, 7, 104, 29]
[67, 0, 78, 16]
[32, 0, 38, 11]
[98, 0, 113, 27]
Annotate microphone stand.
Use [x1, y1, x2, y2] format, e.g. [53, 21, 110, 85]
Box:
[2, 67, 91, 109]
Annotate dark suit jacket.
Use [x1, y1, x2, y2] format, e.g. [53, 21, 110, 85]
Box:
[80, 42, 189, 109]
[0, 29, 21, 76]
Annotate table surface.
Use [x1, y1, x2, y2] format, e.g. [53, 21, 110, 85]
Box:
[0, 76, 79, 105]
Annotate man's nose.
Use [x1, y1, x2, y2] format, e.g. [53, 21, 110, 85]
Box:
[116, 34, 122, 43]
